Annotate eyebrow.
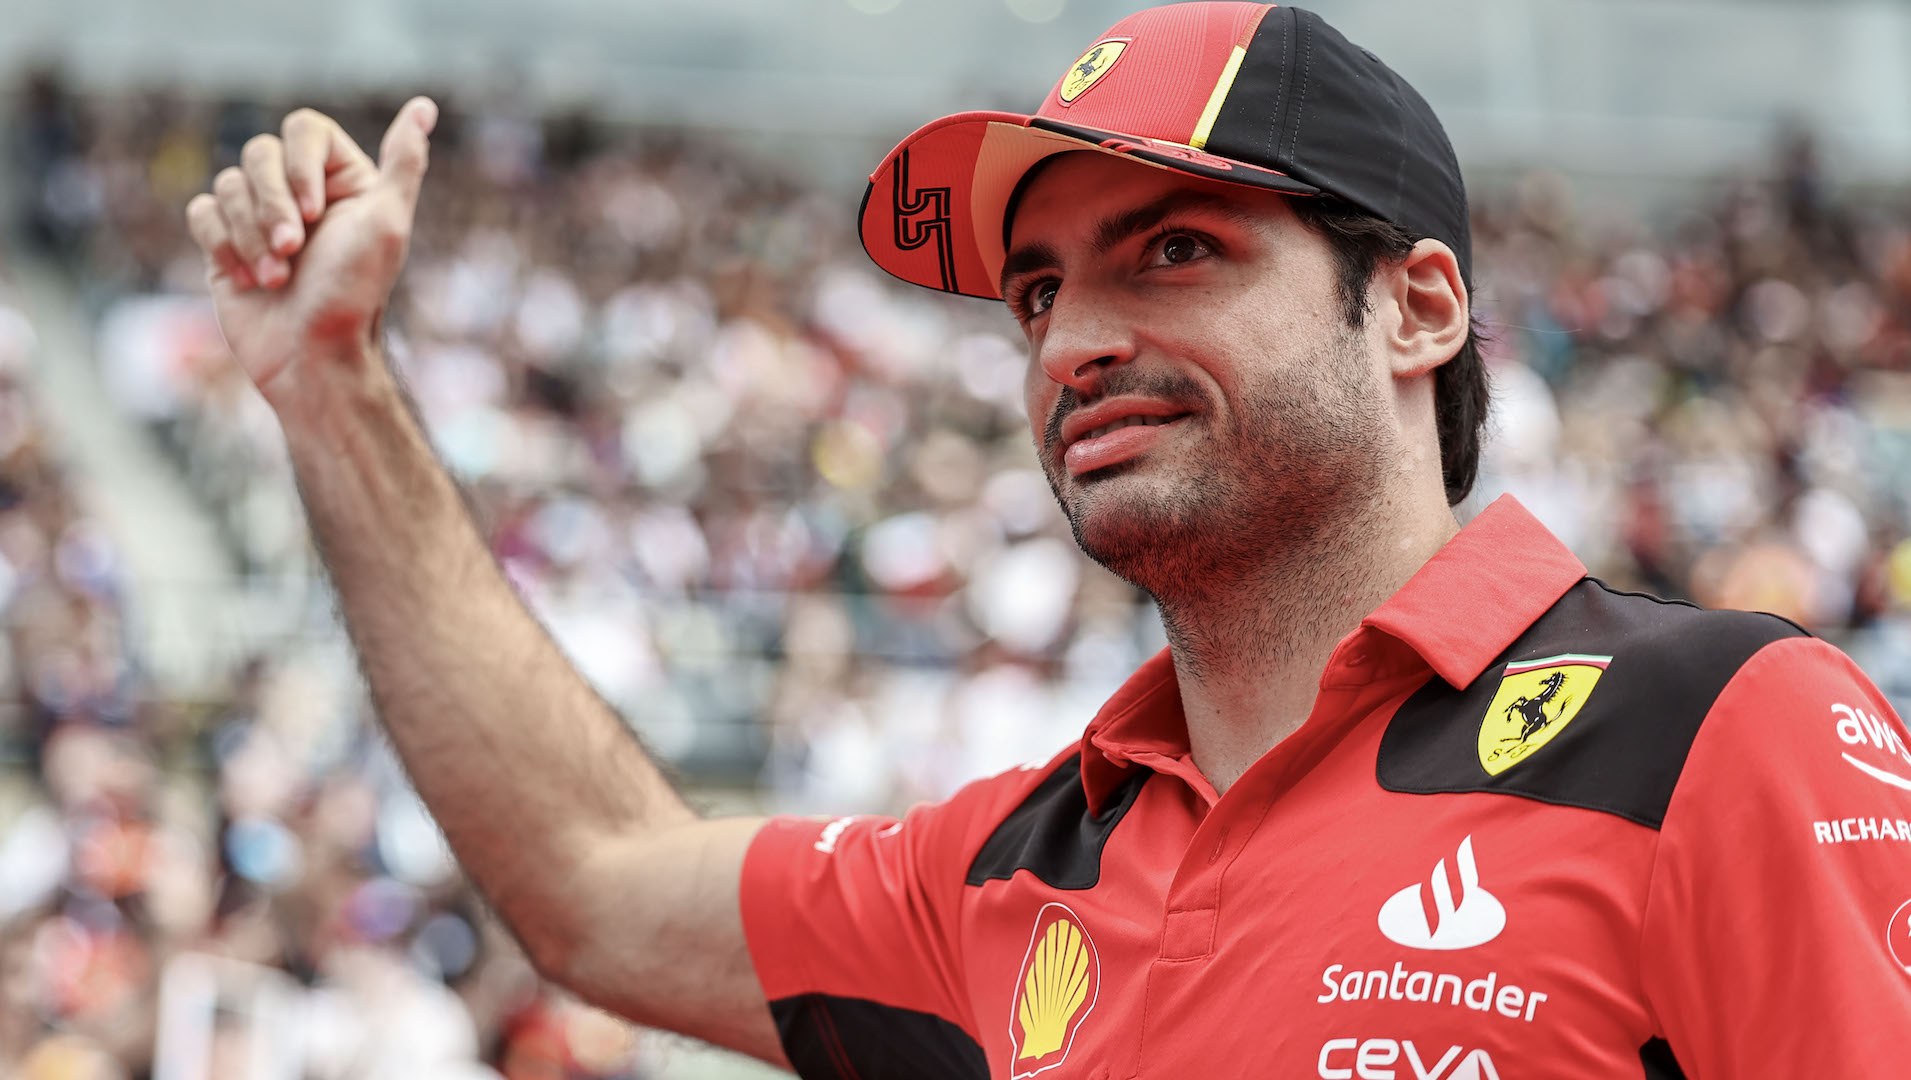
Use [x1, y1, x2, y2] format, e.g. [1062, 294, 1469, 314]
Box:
[998, 188, 1262, 297]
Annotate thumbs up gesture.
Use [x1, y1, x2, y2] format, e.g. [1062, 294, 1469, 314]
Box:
[185, 97, 437, 413]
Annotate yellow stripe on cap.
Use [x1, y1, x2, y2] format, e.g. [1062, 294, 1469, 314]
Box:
[1189, 45, 1247, 150]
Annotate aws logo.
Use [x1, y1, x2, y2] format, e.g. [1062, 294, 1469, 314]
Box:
[1831, 702, 1911, 792]
[1008, 903, 1100, 1077]
[1057, 39, 1128, 104]
[1477, 654, 1611, 775]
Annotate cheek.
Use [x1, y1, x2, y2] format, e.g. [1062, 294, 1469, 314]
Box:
[1178, 285, 1339, 389]
[1023, 364, 1054, 442]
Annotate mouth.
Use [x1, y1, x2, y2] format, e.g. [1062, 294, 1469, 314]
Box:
[1075, 413, 1181, 442]
[1063, 412, 1192, 477]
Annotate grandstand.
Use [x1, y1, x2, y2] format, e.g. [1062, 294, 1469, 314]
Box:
[3, 3, 1911, 1078]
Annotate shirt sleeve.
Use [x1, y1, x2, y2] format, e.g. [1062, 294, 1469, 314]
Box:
[740, 764, 1050, 1080]
[1639, 634, 1911, 1077]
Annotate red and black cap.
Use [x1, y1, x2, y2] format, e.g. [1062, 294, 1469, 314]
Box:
[859, 3, 1471, 300]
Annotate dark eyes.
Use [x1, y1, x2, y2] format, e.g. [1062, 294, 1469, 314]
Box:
[1149, 232, 1213, 268]
[1012, 230, 1216, 321]
[1024, 280, 1061, 318]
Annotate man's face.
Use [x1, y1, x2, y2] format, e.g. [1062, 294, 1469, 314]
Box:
[1002, 152, 1400, 599]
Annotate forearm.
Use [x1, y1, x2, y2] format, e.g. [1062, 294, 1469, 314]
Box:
[277, 344, 693, 968]
[187, 106, 777, 1050]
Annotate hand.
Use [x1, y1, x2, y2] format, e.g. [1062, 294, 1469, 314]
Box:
[185, 97, 437, 408]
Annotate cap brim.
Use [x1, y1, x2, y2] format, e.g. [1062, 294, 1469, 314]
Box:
[859, 110, 1322, 301]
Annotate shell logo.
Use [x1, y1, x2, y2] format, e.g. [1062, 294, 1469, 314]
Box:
[1008, 903, 1100, 1078]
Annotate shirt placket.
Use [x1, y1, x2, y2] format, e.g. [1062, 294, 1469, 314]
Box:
[1127, 632, 1413, 1077]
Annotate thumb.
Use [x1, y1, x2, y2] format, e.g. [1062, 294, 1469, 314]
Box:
[378, 96, 437, 207]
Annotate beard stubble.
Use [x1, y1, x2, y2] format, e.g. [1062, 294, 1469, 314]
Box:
[1040, 325, 1396, 615]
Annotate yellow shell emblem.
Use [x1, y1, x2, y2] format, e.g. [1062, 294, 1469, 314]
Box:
[1477, 653, 1611, 775]
[1058, 39, 1128, 104]
[1009, 904, 1100, 1077]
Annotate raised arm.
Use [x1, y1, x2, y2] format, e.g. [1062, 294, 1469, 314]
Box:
[182, 97, 782, 1063]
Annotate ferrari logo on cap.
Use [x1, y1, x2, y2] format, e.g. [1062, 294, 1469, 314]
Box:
[1058, 39, 1128, 104]
[1477, 654, 1612, 775]
[1008, 903, 1100, 1077]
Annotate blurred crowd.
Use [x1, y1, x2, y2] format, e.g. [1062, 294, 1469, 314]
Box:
[0, 279, 653, 1072]
[1465, 133, 1911, 698]
[4, 65, 1911, 1079]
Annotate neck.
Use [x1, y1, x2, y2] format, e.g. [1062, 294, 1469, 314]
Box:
[1160, 489, 1460, 794]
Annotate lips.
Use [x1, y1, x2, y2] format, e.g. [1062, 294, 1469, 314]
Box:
[1076, 414, 1178, 441]
[1058, 397, 1192, 477]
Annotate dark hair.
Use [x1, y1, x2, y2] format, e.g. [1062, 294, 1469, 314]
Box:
[1288, 198, 1490, 506]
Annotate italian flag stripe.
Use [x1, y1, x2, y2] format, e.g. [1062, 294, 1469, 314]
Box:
[1504, 653, 1613, 674]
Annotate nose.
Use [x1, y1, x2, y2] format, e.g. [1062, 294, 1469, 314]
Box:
[1035, 285, 1135, 393]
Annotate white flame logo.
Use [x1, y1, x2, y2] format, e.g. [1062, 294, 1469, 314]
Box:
[1377, 836, 1506, 951]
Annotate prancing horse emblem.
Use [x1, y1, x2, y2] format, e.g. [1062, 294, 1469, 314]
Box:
[1476, 654, 1611, 776]
[1058, 39, 1128, 104]
[1502, 670, 1571, 748]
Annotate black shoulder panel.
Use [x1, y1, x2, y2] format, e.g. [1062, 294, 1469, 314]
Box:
[1378, 579, 1808, 828]
[965, 753, 1148, 889]
[1639, 1037, 1687, 1079]
[771, 993, 988, 1080]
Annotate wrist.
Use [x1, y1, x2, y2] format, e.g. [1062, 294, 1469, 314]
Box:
[267, 342, 409, 457]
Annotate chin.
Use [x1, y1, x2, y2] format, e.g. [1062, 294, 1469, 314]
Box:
[1049, 447, 1354, 604]
[1055, 467, 1224, 592]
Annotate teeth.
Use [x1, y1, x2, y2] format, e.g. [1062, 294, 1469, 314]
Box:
[1082, 415, 1174, 441]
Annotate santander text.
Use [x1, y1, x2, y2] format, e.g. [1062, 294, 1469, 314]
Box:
[1318, 963, 1547, 1023]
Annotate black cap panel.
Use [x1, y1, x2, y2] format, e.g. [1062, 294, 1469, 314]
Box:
[1205, 7, 1473, 285]
[1202, 3, 1300, 166]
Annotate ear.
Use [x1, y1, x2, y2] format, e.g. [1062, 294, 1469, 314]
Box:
[1380, 238, 1469, 380]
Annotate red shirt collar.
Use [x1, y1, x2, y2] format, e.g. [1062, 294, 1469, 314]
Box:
[1078, 495, 1588, 810]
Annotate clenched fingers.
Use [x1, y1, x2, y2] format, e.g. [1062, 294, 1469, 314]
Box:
[212, 166, 286, 288]
[281, 107, 375, 222]
[184, 192, 257, 291]
[241, 134, 304, 259]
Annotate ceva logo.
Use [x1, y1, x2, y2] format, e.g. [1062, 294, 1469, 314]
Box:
[1379, 836, 1506, 951]
[1832, 703, 1911, 792]
[1318, 1038, 1500, 1080]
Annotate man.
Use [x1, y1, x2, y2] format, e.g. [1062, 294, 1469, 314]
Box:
[185, 3, 1910, 1077]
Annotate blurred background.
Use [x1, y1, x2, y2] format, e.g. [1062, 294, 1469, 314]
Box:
[1, 0, 1909, 1076]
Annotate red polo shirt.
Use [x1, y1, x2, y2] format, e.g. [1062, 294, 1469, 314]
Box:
[740, 495, 1911, 1078]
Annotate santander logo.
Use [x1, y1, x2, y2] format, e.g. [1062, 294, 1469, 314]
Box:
[1378, 836, 1506, 951]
